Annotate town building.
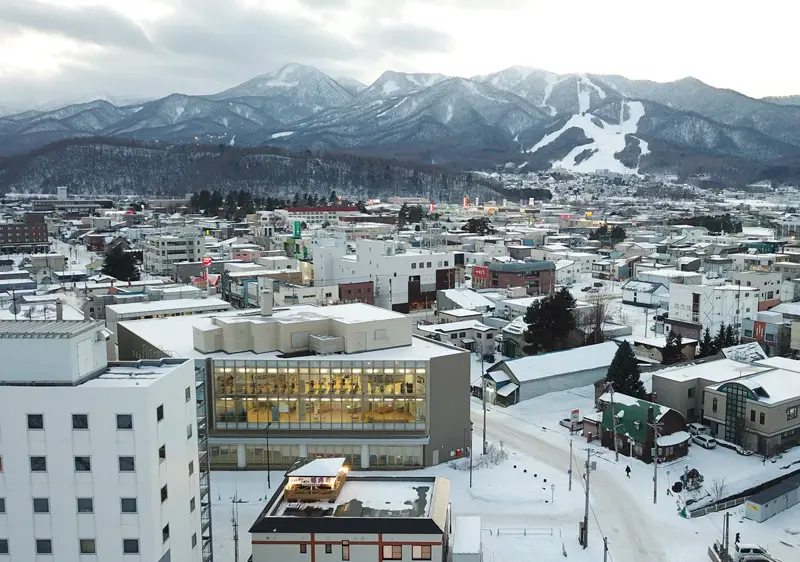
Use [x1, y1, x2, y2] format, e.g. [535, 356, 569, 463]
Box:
[435, 288, 494, 314]
[733, 271, 783, 311]
[620, 279, 669, 308]
[145, 232, 207, 276]
[115, 299, 470, 470]
[314, 239, 459, 313]
[484, 341, 620, 406]
[249, 458, 450, 562]
[0, 213, 49, 254]
[598, 393, 689, 463]
[487, 261, 555, 296]
[703, 367, 800, 454]
[741, 311, 792, 357]
[0, 320, 212, 562]
[417, 320, 498, 356]
[666, 283, 759, 340]
[286, 206, 360, 225]
[628, 335, 697, 364]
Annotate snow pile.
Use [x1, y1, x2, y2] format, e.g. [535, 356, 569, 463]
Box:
[526, 100, 649, 175]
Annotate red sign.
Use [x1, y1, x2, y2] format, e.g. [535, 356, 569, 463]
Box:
[473, 266, 489, 279]
[201, 256, 213, 267]
[753, 321, 766, 341]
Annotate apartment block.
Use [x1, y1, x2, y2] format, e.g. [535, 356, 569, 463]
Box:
[0, 320, 212, 562]
[145, 233, 206, 276]
[666, 283, 758, 340]
[0, 213, 49, 254]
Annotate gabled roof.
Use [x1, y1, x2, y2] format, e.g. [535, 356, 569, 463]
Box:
[599, 393, 676, 443]
[489, 341, 619, 383]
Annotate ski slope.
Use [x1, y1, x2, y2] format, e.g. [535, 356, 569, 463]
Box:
[526, 100, 649, 175]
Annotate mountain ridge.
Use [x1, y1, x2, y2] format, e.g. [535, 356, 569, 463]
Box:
[3, 63, 800, 183]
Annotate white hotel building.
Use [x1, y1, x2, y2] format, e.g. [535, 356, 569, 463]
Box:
[0, 320, 212, 562]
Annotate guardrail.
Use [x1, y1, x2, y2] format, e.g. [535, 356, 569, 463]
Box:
[689, 497, 745, 518]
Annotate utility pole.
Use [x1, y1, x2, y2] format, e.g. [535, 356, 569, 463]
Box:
[583, 448, 592, 549]
[603, 536, 609, 562]
[469, 421, 474, 488]
[569, 438, 573, 492]
[648, 414, 663, 505]
[231, 487, 240, 562]
[607, 384, 619, 462]
[722, 512, 731, 562]
[481, 356, 487, 455]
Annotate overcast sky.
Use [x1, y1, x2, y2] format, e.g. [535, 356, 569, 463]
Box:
[1, 0, 796, 108]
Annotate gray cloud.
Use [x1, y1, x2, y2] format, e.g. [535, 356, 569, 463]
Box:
[0, 0, 456, 107]
[0, 0, 152, 50]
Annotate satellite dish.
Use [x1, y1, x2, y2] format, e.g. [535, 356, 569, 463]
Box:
[8, 302, 20, 316]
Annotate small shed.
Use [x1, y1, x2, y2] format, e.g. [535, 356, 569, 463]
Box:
[745, 476, 800, 523]
[453, 515, 482, 562]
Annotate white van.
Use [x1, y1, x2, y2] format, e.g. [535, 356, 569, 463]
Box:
[687, 423, 712, 436]
[692, 435, 717, 449]
[735, 543, 770, 561]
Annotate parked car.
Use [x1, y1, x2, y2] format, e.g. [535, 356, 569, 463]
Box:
[692, 435, 717, 449]
[593, 282, 603, 287]
[734, 543, 771, 561]
[559, 418, 584, 431]
[581, 286, 592, 292]
[687, 423, 712, 437]
[735, 445, 755, 456]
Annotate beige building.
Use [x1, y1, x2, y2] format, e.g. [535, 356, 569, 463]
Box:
[145, 231, 206, 276]
[704, 368, 800, 454]
[115, 297, 470, 469]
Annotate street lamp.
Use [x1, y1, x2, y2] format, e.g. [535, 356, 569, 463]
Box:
[265, 420, 273, 489]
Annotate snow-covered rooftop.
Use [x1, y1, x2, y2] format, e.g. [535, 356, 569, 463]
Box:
[106, 297, 231, 316]
[418, 320, 495, 334]
[653, 358, 772, 384]
[288, 457, 345, 477]
[453, 516, 482, 554]
[496, 341, 619, 383]
[440, 307, 484, 318]
[709, 368, 800, 405]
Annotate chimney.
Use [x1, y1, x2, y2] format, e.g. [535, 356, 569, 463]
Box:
[260, 289, 273, 317]
[55, 300, 63, 321]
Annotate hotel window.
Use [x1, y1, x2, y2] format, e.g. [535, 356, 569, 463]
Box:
[412, 545, 432, 560]
[74, 456, 91, 472]
[157, 404, 164, 422]
[185, 386, 192, 402]
[300, 544, 307, 554]
[760, 412, 766, 425]
[36, 540, 52, 555]
[119, 456, 135, 472]
[123, 539, 139, 554]
[0, 539, 7, 554]
[788, 406, 799, 421]
[33, 498, 49, 513]
[161, 485, 168, 502]
[383, 545, 403, 560]
[30, 456, 47, 472]
[79, 539, 96, 554]
[77, 498, 93, 513]
[121, 498, 137, 513]
[325, 544, 332, 554]
[342, 541, 350, 561]
[117, 414, 133, 430]
[712, 398, 718, 413]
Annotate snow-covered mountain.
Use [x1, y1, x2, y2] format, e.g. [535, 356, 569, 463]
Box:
[2, 63, 800, 182]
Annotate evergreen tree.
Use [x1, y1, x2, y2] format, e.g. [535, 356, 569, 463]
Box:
[101, 246, 140, 282]
[522, 288, 577, 355]
[697, 327, 714, 358]
[606, 341, 646, 398]
[329, 190, 338, 204]
[713, 323, 727, 354]
[662, 330, 685, 365]
[724, 324, 739, 347]
[397, 204, 410, 229]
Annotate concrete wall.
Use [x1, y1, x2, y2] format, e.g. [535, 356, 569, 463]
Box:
[426, 350, 470, 466]
[117, 324, 170, 361]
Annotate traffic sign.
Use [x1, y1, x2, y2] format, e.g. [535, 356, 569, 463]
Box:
[201, 256, 213, 267]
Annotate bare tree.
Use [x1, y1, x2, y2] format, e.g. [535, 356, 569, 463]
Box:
[580, 288, 614, 345]
[710, 478, 728, 503]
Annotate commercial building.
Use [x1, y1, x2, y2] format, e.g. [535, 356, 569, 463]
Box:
[703, 366, 800, 454]
[0, 320, 212, 562]
[598, 392, 689, 463]
[733, 271, 783, 311]
[314, 239, 459, 313]
[741, 311, 792, 357]
[145, 232, 207, 276]
[487, 261, 556, 296]
[0, 213, 49, 254]
[249, 459, 451, 562]
[286, 206, 360, 225]
[115, 299, 470, 470]
[666, 283, 759, 340]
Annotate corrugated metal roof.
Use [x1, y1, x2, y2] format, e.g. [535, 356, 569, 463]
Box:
[0, 320, 99, 338]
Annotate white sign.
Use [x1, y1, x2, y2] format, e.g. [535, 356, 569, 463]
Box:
[570, 409, 580, 423]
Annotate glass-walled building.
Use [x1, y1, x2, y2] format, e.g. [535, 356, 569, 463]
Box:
[117, 302, 471, 470]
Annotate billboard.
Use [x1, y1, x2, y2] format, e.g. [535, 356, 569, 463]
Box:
[473, 266, 489, 279]
[293, 221, 302, 238]
[201, 256, 213, 267]
[753, 321, 766, 341]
